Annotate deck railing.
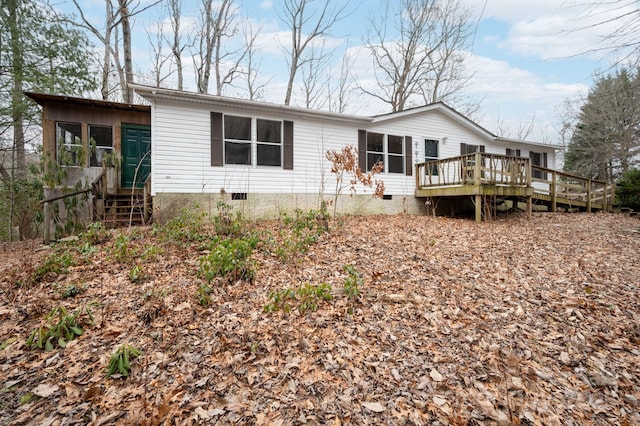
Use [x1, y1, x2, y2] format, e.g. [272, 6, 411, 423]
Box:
[416, 152, 614, 212]
[416, 152, 531, 188]
[531, 166, 615, 211]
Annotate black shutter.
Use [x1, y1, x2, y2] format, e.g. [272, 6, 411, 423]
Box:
[358, 129, 367, 170]
[405, 136, 412, 176]
[480, 145, 485, 153]
[283, 120, 294, 170]
[210, 112, 223, 166]
[460, 143, 466, 155]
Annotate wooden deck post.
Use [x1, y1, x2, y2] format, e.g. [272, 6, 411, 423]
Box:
[526, 158, 532, 219]
[603, 183, 608, 211]
[43, 202, 51, 244]
[551, 170, 557, 213]
[474, 152, 482, 223]
[475, 194, 482, 223]
[586, 180, 592, 212]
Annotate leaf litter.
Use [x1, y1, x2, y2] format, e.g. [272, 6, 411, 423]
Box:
[0, 212, 639, 425]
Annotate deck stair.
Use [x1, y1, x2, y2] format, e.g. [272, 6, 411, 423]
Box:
[101, 192, 151, 228]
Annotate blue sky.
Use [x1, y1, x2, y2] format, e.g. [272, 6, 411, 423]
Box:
[58, 0, 635, 144]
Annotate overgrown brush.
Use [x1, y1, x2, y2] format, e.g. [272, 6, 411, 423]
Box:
[198, 234, 259, 283]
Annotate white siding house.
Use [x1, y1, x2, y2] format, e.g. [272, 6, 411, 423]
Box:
[132, 85, 559, 220]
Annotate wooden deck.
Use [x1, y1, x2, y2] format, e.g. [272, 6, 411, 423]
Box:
[415, 153, 615, 222]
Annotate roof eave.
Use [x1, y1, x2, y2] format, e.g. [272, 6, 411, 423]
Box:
[131, 85, 372, 124]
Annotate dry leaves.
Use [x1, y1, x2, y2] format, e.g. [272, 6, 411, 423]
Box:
[1, 213, 639, 425]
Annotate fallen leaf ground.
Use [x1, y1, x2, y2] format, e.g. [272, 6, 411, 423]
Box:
[1, 212, 639, 425]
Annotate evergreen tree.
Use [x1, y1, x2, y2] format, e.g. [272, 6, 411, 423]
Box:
[0, 0, 97, 240]
[564, 68, 640, 181]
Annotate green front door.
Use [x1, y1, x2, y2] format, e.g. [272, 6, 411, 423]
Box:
[121, 124, 151, 188]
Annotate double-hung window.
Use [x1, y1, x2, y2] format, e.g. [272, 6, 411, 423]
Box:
[212, 113, 291, 168]
[256, 119, 282, 166]
[366, 132, 384, 171]
[56, 122, 83, 166]
[425, 139, 439, 175]
[224, 115, 252, 165]
[366, 132, 404, 173]
[387, 135, 404, 174]
[89, 125, 114, 167]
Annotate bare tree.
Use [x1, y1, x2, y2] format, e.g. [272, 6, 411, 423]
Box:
[300, 42, 330, 109]
[147, 20, 173, 87]
[361, 0, 472, 112]
[573, 0, 640, 68]
[70, 0, 160, 101]
[192, 0, 246, 95]
[167, 0, 186, 90]
[240, 19, 270, 100]
[327, 49, 355, 113]
[278, 0, 349, 106]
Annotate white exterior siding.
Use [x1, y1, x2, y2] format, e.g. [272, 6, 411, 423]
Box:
[151, 99, 382, 196]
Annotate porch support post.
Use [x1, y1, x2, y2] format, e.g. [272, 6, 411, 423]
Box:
[527, 196, 532, 219]
[603, 183, 608, 211]
[43, 201, 51, 244]
[551, 170, 557, 213]
[586, 180, 592, 213]
[475, 194, 482, 223]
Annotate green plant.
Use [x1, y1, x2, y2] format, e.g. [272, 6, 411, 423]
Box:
[273, 208, 327, 262]
[343, 264, 363, 299]
[198, 235, 258, 283]
[153, 207, 210, 245]
[141, 245, 163, 262]
[32, 251, 75, 283]
[213, 200, 244, 236]
[297, 282, 333, 312]
[263, 282, 333, 313]
[26, 304, 94, 351]
[128, 265, 146, 284]
[112, 232, 141, 264]
[616, 168, 640, 210]
[196, 284, 213, 307]
[263, 288, 296, 313]
[61, 283, 86, 299]
[82, 222, 111, 245]
[19, 393, 34, 405]
[105, 344, 142, 378]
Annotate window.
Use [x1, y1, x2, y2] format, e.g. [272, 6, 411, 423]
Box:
[89, 125, 113, 167]
[506, 148, 521, 157]
[56, 122, 83, 166]
[530, 151, 548, 179]
[224, 115, 252, 165]
[256, 119, 281, 166]
[387, 135, 404, 174]
[366, 132, 384, 171]
[425, 139, 439, 175]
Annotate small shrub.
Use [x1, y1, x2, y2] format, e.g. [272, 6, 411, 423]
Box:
[213, 200, 244, 236]
[263, 282, 333, 313]
[198, 235, 258, 283]
[128, 265, 146, 284]
[82, 222, 110, 245]
[263, 288, 296, 313]
[61, 283, 86, 299]
[616, 168, 640, 210]
[195, 284, 213, 307]
[32, 251, 75, 283]
[106, 344, 142, 378]
[26, 304, 94, 351]
[343, 264, 363, 299]
[297, 282, 333, 312]
[113, 233, 133, 264]
[273, 208, 327, 262]
[154, 207, 209, 245]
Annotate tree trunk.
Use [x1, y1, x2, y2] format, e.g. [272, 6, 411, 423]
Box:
[119, 0, 133, 102]
[8, 0, 25, 176]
